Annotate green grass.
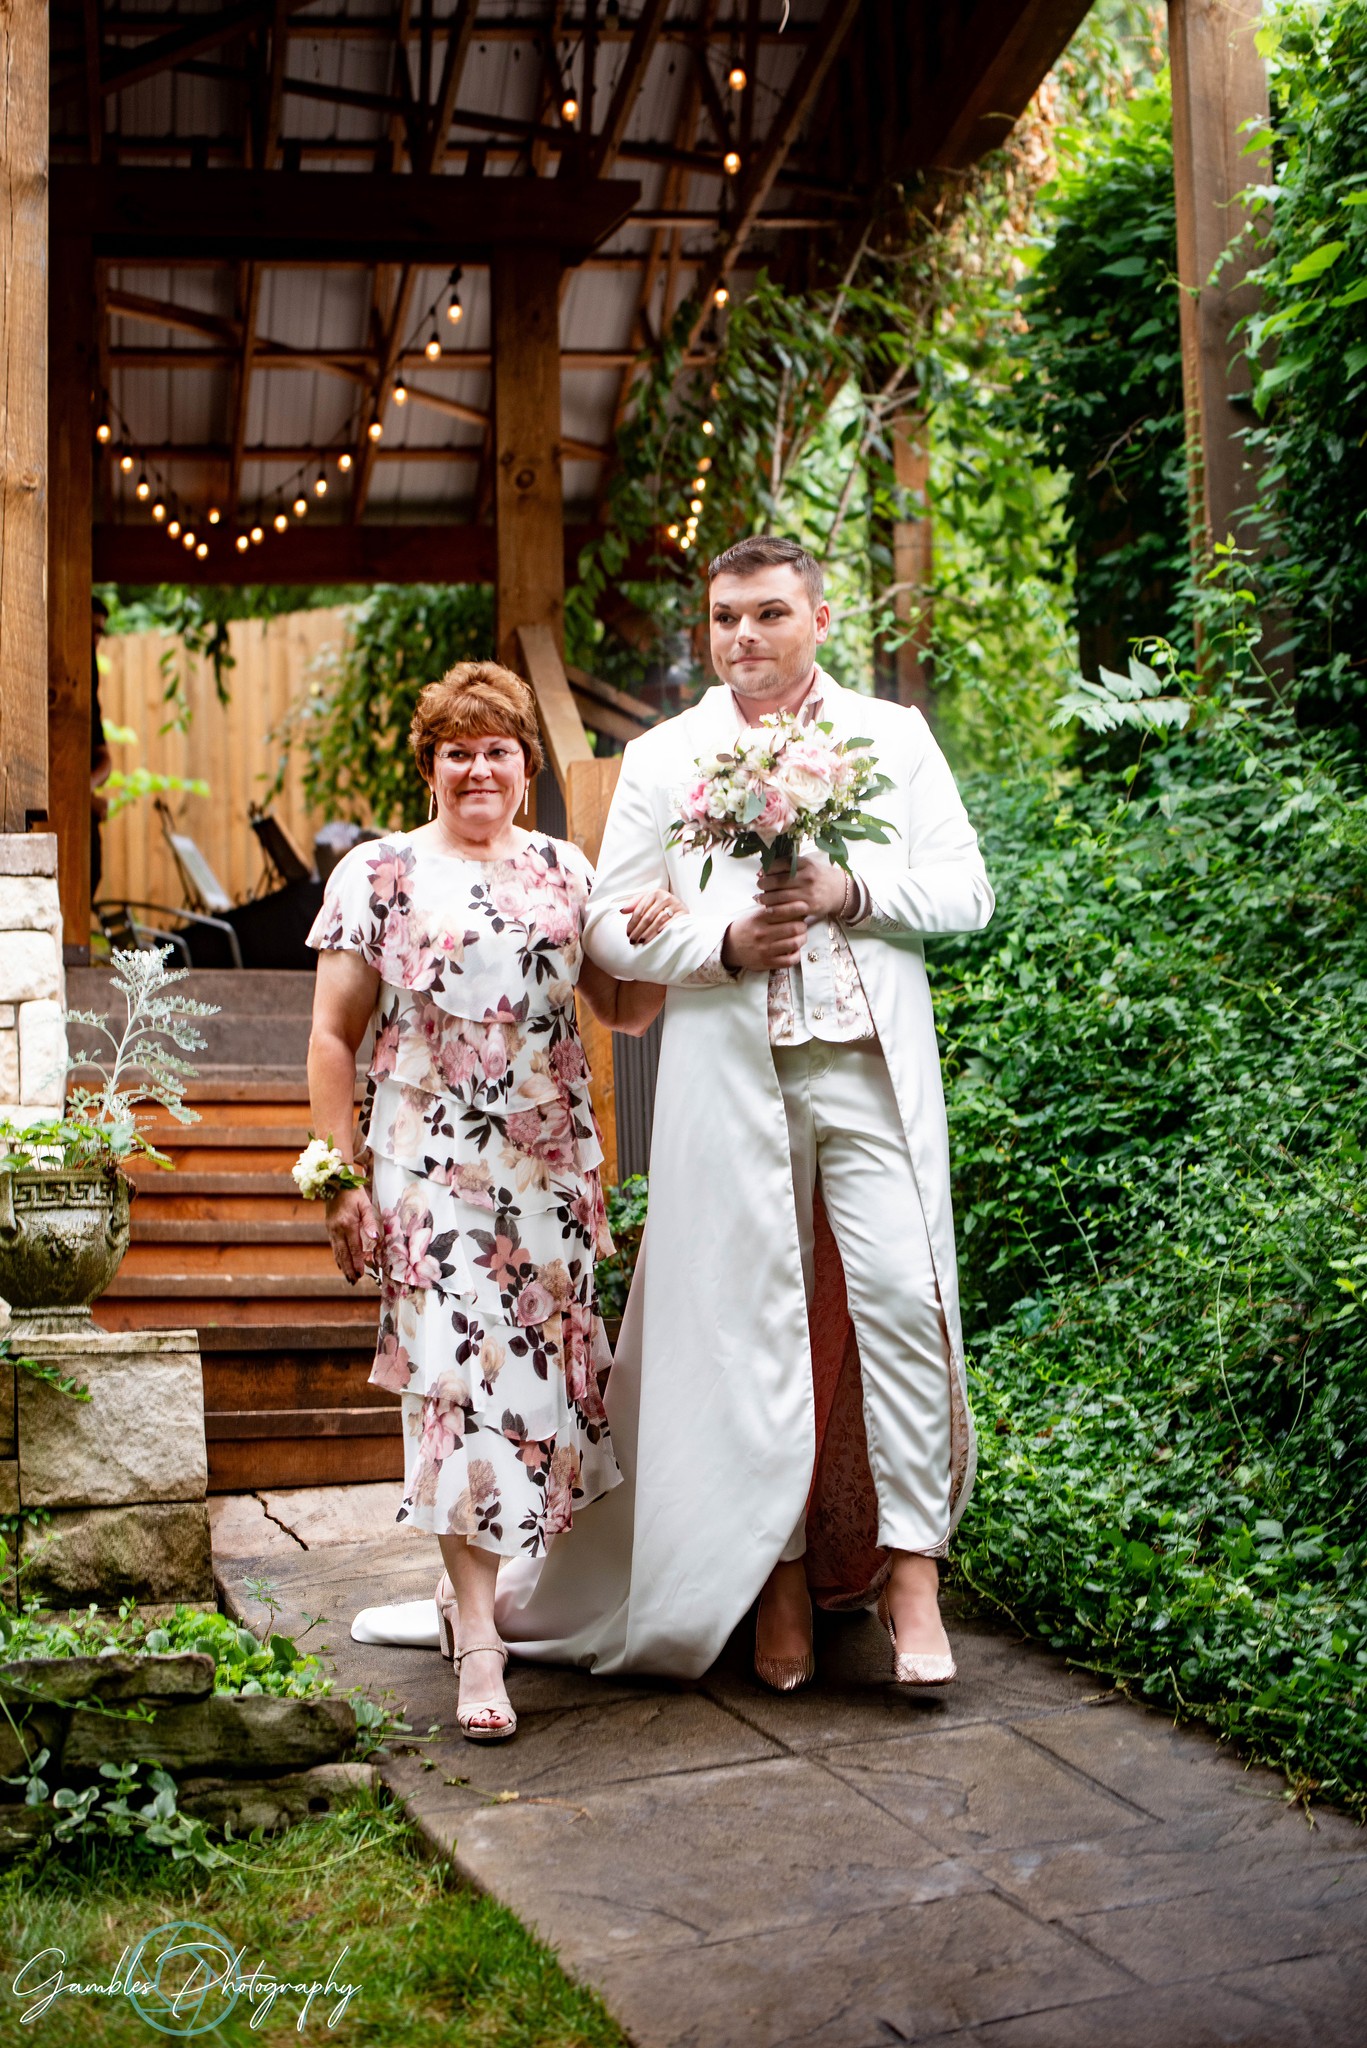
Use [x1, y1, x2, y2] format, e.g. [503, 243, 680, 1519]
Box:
[1, 1790, 628, 2047]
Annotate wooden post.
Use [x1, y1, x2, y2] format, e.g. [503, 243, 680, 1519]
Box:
[48, 233, 97, 955]
[886, 412, 933, 713]
[566, 755, 625, 1190]
[0, 0, 50, 833]
[1168, 0, 1271, 563]
[493, 242, 564, 668]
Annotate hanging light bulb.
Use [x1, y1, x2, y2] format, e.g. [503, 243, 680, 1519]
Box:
[561, 92, 579, 123]
[167, 518, 181, 538]
[666, 523, 680, 539]
[135, 473, 150, 501]
[692, 476, 707, 493]
[392, 377, 408, 407]
[274, 510, 288, 532]
[689, 497, 703, 515]
[195, 541, 208, 559]
[367, 418, 384, 441]
[292, 493, 308, 518]
[679, 534, 692, 550]
[723, 151, 741, 176]
[235, 533, 250, 553]
[337, 451, 353, 473]
[207, 506, 221, 525]
[697, 455, 712, 473]
[182, 530, 196, 550]
[425, 329, 442, 361]
[713, 285, 730, 307]
[701, 418, 715, 436]
[728, 62, 747, 92]
[250, 524, 264, 544]
[119, 450, 134, 473]
[96, 420, 112, 445]
[152, 499, 166, 522]
[314, 470, 328, 497]
[445, 266, 464, 326]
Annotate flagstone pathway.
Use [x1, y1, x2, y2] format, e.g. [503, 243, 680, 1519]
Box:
[213, 1487, 1367, 2048]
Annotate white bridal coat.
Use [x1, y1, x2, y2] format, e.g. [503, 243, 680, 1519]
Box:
[486, 670, 995, 1678]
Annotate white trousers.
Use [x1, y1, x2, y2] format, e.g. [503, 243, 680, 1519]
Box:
[774, 1037, 953, 1561]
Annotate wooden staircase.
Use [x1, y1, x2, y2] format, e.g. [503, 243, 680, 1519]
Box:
[72, 968, 398, 1494]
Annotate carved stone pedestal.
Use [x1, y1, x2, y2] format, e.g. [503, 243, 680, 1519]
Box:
[4, 1326, 213, 1606]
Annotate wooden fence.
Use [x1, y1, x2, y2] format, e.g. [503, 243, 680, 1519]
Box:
[98, 607, 353, 912]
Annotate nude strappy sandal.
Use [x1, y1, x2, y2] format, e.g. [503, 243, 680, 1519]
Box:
[453, 1642, 518, 1742]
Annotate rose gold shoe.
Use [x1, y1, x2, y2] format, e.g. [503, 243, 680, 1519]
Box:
[454, 1642, 517, 1743]
[878, 1595, 957, 1687]
[435, 1572, 459, 1661]
[754, 1586, 816, 1693]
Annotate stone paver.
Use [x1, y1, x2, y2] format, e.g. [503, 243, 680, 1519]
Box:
[214, 1489, 1367, 2048]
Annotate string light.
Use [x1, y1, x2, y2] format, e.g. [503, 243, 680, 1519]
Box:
[713, 285, 729, 307]
[337, 451, 353, 472]
[692, 476, 707, 492]
[207, 506, 221, 525]
[195, 541, 208, 559]
[292, 493, 308, 517]
[314, 470, 328, 497]
[689, 497, 703, 515]
[392, 377, 408, 407]
[666, 524, 680, 539]
[445, 266, 464, 325]
[425, 330, 442, 361]
[728, 62, 747, 91]
[96, 421, 112, 445]
[274, 510, 288, 532]
[167, 518, 181, 538]
[236, 533, 250, 552]
[561, 93, 579, 123]
[697, 455, 712, 473]
[181, 530, 196, 550]
[679, 535, 692, 550]
[367, 418, 384, 441]
[250, 525, 264, 544]
[723, 151, 741, 176]
[701, 418, 715, 435]
[119, 450, 134, 473]
[135, 473, 150, 501]
[152, 499, 166, 522]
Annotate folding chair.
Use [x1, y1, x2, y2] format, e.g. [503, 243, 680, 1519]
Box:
[92, 800, 245, 968]
[248, 803, 317, 889]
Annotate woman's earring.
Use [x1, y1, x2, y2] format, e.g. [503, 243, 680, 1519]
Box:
[428, 786, 436, 822]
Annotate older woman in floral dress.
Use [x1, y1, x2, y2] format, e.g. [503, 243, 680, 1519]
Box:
[306, 662, 674, 1741]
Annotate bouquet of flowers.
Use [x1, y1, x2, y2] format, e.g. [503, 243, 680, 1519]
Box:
[667, 713, 895, 887]
[292, 1135, 366, 1201]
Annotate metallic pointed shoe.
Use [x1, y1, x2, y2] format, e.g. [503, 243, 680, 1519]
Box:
[753, 1646, 817, 1692]
[878, 1596, 957, 1687]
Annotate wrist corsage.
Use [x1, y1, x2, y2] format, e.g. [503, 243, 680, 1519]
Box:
[293, 1136, 366, 1201]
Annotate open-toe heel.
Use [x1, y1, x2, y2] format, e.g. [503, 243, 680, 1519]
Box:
[454, 1642, 517, 1742]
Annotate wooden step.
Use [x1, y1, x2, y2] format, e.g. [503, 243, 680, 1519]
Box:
[120, 1242, 339, 1276]
[95, 1298, 377, 1330]
[206, 1433, 402, 1492]
[130, 1193, 316, 1223]
[127, 1172, 299, 1197]
[102, 1273, 380, 1299]
[132, 1218, 330, 1244]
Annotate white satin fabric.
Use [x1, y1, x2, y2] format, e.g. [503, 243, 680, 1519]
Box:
[352, 673, 994, 1678]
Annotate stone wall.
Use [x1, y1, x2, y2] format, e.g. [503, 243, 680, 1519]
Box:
[0, 834, 66, 1122]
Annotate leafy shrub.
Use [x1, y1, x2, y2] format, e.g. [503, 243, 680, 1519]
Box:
[0, 1602, 332, 1701]
[1004, 83, 1190, 666]
[596, 1175, 649, 1323]
[1244, 0, 1367, 719]
[938, 684, 1367, 1813]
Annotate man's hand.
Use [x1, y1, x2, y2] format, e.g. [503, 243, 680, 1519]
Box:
[757, 856, 849, 923]
[325, 1185, 381, 1286]
[721, 904, 808, 972]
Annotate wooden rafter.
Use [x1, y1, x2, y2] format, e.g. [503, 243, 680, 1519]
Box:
[82, 0, 103, 162]
[588, 0, 671, 177]
[689, 0, 864, 346]
[423, 0, 477, 174]
[54, 0, 314, 102]
[227, 0, 289, 515]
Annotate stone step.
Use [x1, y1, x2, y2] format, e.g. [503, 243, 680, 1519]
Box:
[68, 967, 317, 1015]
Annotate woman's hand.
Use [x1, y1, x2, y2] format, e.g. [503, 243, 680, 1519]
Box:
[326, 1185, 381, 1285]
[622, 888, 686, 946]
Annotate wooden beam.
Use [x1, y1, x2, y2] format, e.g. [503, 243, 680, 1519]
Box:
[52, 168, 642, 263]
[516, 625, 594, 789]
[53, 0, 296, 102]
[1169, 0, 1271, 562]
[423, 0, 478, 173]
[82, 0, 104, 163]
[106, 288, 241, 345]
[0, 0, 50, 833]
[48, 235, 98, 953]
[563, 754, 624, 1184]
[94, 521, 603, 585]
[914, 0, 1094, 173]
[93, 11, 813, 42]
[690, 0, 862, 337]
[493, 245, 565, 666]
[349, 263, 418, 521]
[588, 0, 671, 176]
[886, 413, 933, 715]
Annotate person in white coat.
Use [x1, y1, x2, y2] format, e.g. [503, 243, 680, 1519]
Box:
[496, 534, 994, 1687]
[353, 534, 994, 1689]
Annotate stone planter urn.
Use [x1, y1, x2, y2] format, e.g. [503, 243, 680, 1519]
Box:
[0, 1167, 132, 1334]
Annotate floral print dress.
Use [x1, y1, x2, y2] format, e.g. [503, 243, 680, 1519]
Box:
[307, 830, 622, 1558]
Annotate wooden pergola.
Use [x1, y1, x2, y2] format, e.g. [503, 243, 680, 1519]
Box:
[2, 0, 1271, 993]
